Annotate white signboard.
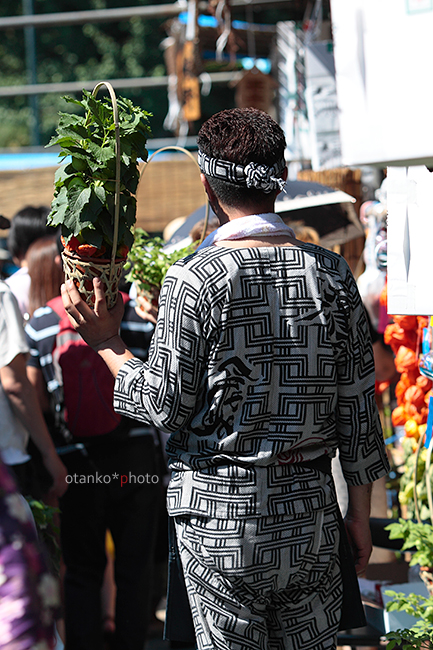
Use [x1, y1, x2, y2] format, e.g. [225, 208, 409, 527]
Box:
[387, 165, 433, 315]
[276, 22, 311, 166]
[330, 0, 433, 167]
[305, 41, 342, 171]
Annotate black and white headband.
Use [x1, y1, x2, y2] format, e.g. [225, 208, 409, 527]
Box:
[197, 150, 286, 193]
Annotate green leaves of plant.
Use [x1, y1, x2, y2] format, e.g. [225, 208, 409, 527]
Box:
[124, 229, 195, 292]
[385, 519, 433, 568]
[385, 589, 433, 649]
[46, 89, 152, 256]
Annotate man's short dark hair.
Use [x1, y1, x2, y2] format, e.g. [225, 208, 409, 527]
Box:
[7, 205, 55, 261]
[197, 108, 286, 207]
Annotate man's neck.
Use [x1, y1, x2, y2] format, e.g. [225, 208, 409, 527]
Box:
[215, 203, 277, 225]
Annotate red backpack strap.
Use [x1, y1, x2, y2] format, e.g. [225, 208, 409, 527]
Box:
[47, 295, 66, 319]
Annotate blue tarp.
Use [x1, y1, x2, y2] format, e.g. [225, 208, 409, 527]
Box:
[0, 153, 61, 171]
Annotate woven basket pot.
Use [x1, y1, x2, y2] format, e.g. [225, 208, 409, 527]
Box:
[62, 250, 125, 309]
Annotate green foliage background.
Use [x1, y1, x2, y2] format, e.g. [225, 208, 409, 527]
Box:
[0, 0, 171, 147]
[0, 1, 309, 149]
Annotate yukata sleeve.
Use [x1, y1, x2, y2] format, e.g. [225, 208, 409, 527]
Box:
[334, 260, 390, 486]
[114, 262, 208, 432]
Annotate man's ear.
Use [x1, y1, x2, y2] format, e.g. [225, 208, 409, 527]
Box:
[200, 173, 216, 203]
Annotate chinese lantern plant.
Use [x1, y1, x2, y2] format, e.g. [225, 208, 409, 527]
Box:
[46, 87, 151, 305]
[386, 315, 432, 518]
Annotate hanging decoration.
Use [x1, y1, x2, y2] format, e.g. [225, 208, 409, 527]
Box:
[232, 67, 277, 114]
[161, 1, 202, 138]
[179, 0, 201, 123]
[208, 0, 238, 63]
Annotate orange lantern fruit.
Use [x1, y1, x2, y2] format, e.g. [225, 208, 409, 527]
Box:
[395, 380, 408, 406]
[395, 346, 419, 374]
[404, 385, 427, 410]
[404, 418, 419, 439]
[392, 405, 408, 427]
[416, 375, 433, 393]
[391, 315, 418, 331]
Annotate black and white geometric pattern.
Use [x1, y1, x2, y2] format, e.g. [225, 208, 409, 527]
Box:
[114, 242, 390, 520]
[197, 150, 287, 193]
[175, 501, 342, 650]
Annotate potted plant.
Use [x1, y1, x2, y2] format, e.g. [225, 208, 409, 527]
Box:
[384, 590, 433, 649]
[124, 228, 195, 308]
[384, 519, 433, 649]
[386, 519, 433, 596]
[46, 82, 152, 307]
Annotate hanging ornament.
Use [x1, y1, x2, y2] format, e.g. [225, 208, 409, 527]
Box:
[179, 0, 201, 122]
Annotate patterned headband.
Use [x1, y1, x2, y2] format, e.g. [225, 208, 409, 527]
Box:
[197, 150, 286, 193]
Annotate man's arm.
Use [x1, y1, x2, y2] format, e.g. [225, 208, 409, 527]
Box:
[61, 278, 134, 378]
[26, 365, 50, 414]
[344, 482, 373, 576]
[0, 353, 68, 498]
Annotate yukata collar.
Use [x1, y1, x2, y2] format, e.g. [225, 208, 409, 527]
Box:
[196, 213, 296, 251]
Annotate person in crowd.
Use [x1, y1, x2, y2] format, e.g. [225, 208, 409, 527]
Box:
[189, 215, 220, 247]
[27, 234, 64, 320]
[61, 108, 390, 650]
[0, 456, 61, 650]
[285, 219, 321, 245]
[0, 263, 67, 500]
[0, 215, 12, 280]
[25, 265, 162, 650]
[6, 205, 57, 319]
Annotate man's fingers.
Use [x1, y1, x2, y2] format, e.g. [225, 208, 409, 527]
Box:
[93, 277, 109, 316]
[61, 280, 94, 326]
[61, 281, 79, 324]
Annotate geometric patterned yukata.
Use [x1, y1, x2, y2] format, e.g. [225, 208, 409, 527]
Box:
[113, 240, 390, 649]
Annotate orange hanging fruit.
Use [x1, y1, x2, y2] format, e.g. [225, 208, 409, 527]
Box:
[404, 418, 419, 439]
[384, 324, 417, 353]
[415, 408, 428, 425]
[404, 385, 426, 410]
[416, 375, 433, 393]
[391, 315, 418, 331]
[395, 346, 419, 374]
[392, 405, 408, 427]
[395, 380, 408, 406]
